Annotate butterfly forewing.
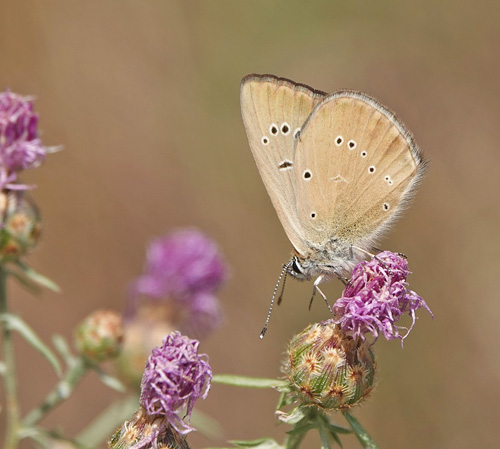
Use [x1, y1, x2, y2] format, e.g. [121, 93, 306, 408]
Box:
[240, 74, 325, 254]
[293, 91, 425, 249]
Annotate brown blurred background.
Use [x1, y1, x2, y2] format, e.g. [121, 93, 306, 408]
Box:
[1, 1, 499, 448]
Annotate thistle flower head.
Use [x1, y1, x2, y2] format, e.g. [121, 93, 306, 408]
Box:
[139, 332, 212, 434]
[282, 321, 376, 410]
[0, 190, 41, 261]
[130, 229, 227, 339]
[0, 90, 49, 189]
[108, 408, 190, 449]
[74, 310, 123, 362]
[334, 251, 432, 343]
[134, 230, 226, 298]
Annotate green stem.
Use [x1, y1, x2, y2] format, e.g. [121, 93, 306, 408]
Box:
[0, 265, 21, 449]
[23, 357, 89, 427]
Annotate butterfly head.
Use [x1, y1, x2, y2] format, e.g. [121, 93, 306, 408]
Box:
[286, 255, 315, 281]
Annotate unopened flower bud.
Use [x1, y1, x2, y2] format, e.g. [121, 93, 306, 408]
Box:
[75, 310, 123, 362]
[108, 407, 190, 449]
[283, 321, 376, 410]
[0, 190, 41, 262]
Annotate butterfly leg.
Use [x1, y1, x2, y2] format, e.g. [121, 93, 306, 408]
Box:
[310, 275, 334, 315]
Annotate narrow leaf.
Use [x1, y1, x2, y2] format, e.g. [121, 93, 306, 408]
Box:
[320, 413, 351, 434]
[15, 261, 60, 292]
[342, 412, 379, 449]
[76, 394, 139, 446]
[228, 438, 283, 448]
[52, 334, 74, 365]
[212, 374, 285, 389]
[93, 365, 126, 392]
[318, 424, 333, 449]
[5, 268, 41, 294]
[191, 409, 223, 440]
[0, 313, 61, 375]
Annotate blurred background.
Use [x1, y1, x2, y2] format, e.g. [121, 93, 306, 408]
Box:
[1, 1, 499, 448]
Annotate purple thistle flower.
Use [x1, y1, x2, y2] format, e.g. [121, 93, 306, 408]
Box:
[133, 229, 227, 298]
[333, 251, 432, 343]
[129, 229, 227, 338]
[139, 331, 212, 434]
[0, 90, 48, 189]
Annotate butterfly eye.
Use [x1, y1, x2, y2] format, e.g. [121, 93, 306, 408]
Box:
[348, 140, 357, 149]
[361, 150, 368, 158]
[335, 136, 344, 146]
[368, 166, 376, 173]
[270, 124, 279, 135]
[281, 123, 290, 135]
[261, 136, 269, 145]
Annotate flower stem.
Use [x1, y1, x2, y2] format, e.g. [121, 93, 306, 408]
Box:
[0, 266, 21, 449]
[23, 357, 89, 427]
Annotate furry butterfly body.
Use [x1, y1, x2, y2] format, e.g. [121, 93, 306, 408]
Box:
[240, 74, 426, 334]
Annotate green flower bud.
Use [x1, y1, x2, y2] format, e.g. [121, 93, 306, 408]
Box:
[283, 321, 376, 410]
[75, 310, 123, 362]
[0, 191, 41, 262]
[108, 407, 190, 449]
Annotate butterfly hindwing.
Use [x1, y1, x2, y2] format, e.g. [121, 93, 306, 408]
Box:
[240, 74, 325, 254]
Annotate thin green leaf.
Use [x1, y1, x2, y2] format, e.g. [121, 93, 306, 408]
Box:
[319, 418, 343, 448]
[342, 412, 379, 449]
[15, 261, 60, 292]
[320, 413, 351, 435]
[76, 394, 138, 447]
[0, 360, 6, 375]
[191, 409, 223, 440]
[93, 365, 126, 392]
[52, 334, 74, 365]
[5, 268, 41, 294]
[212, 374, 286, 389]
[318, 423, 333, 449]
[276, 406, 306, 424]
[286, 421, 315, 436]
[228, 438, 283, 448]
[0, 313, 61, 376]
[22, 427, 89, 449]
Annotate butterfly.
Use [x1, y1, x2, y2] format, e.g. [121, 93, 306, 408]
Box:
[240, 74, 427, 336]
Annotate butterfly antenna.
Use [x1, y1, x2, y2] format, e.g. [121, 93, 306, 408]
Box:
[276, 266, 289, 306]
[259, 261, 291, 339]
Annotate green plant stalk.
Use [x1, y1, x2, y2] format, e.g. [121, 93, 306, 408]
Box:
[23, 357, 89, 428]
[0, 266, 21, 449]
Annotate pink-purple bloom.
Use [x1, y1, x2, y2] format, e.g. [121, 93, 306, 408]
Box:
[134, 230, 226, 298]
[0, 90, 48, 189]
[333, 251, 432, 343]
[139, 332, 212, 434]
[130, 229, 227, 338]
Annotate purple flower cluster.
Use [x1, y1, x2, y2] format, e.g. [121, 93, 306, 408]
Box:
[333, 251, 432, 343]
[139, 332, 212, 434]
[131, 229, 227, 338]
[0, 90, 48, 189]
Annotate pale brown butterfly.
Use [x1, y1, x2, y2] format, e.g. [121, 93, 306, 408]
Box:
[240, 74, 427, 337]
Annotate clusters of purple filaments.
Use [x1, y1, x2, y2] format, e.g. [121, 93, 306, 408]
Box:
[333, 251, 432, 343]
[139, 332, 212, 435]
[130, 229, 227, 338]
[0, 90, 50, 190]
